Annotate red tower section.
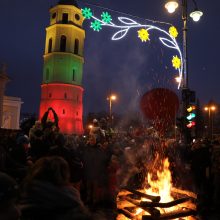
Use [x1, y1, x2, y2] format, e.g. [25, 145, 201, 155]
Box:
[39, 84, 83, 134]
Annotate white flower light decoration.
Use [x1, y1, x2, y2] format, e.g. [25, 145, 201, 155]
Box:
[82, 8, 183, 89]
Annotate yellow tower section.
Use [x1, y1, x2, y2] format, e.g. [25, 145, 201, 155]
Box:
[40, 0, 85, 134]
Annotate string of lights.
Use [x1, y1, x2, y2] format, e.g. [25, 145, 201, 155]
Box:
[78, 0, 173, 26]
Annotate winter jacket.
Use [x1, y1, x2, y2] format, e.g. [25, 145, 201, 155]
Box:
[19, 180, 91, 220]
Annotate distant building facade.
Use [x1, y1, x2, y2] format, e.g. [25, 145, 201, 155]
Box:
[0, 65, 22, 129]
[39, 0, 85, 134]
[2, 96, 23, 129]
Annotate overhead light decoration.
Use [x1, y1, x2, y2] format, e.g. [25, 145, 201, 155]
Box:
[91, 20, 102, 31]
[138, 29, 150, 42]
[81, 7, 183, 89]
[172, 55, 181, 69]
[101, 12, 112, 24]
[169, 26, 178, 38]
[82, 7, 93, 19]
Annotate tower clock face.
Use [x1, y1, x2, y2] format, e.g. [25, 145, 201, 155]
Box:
[75, 14, 80, 21]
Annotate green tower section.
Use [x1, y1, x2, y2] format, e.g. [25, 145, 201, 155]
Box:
[42, 3, 85, 87]
[43, 53, 83, 86]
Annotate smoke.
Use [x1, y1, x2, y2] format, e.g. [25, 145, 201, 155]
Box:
[83, 29, 152, 116]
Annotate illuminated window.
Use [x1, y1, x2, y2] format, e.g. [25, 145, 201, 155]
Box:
[64, 93, 67, 99]
[60, 35, 66, 52]
[62, 13, 68, 24]
[48, 38, 52, 53]
[74, 39, 79, 54]
[63, 109, 65, 114]
[72, 69, 75, 81]
[46, 68, 49, 81]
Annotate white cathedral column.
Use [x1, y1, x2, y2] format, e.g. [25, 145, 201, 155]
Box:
[0, 65, 9, 127]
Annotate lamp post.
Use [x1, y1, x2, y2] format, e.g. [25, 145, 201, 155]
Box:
[204, 105, 216, 139]
[165, 0, 203, 143]
[107, 94, 117, 127]
[165, 0, 203, 102]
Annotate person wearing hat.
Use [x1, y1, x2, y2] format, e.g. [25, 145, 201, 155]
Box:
[0, 172, 21, 220]
[89, 119, 105, 143]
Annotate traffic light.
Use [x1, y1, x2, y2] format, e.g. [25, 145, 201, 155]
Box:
[186, 105, 196, 128]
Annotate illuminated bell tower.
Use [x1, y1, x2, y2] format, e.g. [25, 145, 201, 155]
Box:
[39, 0, 85, 134]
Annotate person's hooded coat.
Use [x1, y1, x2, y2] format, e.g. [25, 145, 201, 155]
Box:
[19, 180, 91, 220]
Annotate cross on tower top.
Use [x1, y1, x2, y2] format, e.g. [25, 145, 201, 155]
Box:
[58, 0, 78, 7]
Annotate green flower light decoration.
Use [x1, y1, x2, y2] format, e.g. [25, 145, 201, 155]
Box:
[82, 8, 93, 19]
[101, 12, 112, 24]
[91, 20, 102, 31]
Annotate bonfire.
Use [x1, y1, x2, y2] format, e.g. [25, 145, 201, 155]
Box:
[117, 157, 197, 220]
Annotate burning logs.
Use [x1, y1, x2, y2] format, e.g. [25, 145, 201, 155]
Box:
[140, 197, 193, 208]
[125, 197, 161, 218]
[117, 189, 197, 220]
[118, 208, 135, 219]
[124, 187, 161, 202]
[171, 187, 197, 199]
[142, 208, 197, 220]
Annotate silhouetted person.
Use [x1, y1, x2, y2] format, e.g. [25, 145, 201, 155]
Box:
[19, 156, 91, 220]
[0, 172, 21, 220]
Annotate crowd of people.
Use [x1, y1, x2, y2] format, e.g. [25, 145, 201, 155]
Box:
[1, 109, 220, 220]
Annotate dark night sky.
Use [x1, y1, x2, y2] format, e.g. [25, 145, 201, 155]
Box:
[0, 0, 220, 116]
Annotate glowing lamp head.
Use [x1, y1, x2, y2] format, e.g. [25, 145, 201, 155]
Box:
[190, 10, 203, 22]
[211, 106, 216, 111]
[110, 95, 117, 101]
[165, 1, 179, 14]
[88, 125, 93, 129]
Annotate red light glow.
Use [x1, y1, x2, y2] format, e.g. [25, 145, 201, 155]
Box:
[39, 84, 84, 134]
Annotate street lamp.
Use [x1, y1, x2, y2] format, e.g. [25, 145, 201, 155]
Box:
[190, 10, 203, 22]
[165, 0, 203, 90]
[88, 124, 93, 129]
[165, 1, 179, 13]
[107, 94, 117, 126]
[165, 0, 203, 143]
[204, 104, 216, 139]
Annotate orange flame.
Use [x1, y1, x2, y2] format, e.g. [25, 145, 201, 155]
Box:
[117, 157, 196, 220]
